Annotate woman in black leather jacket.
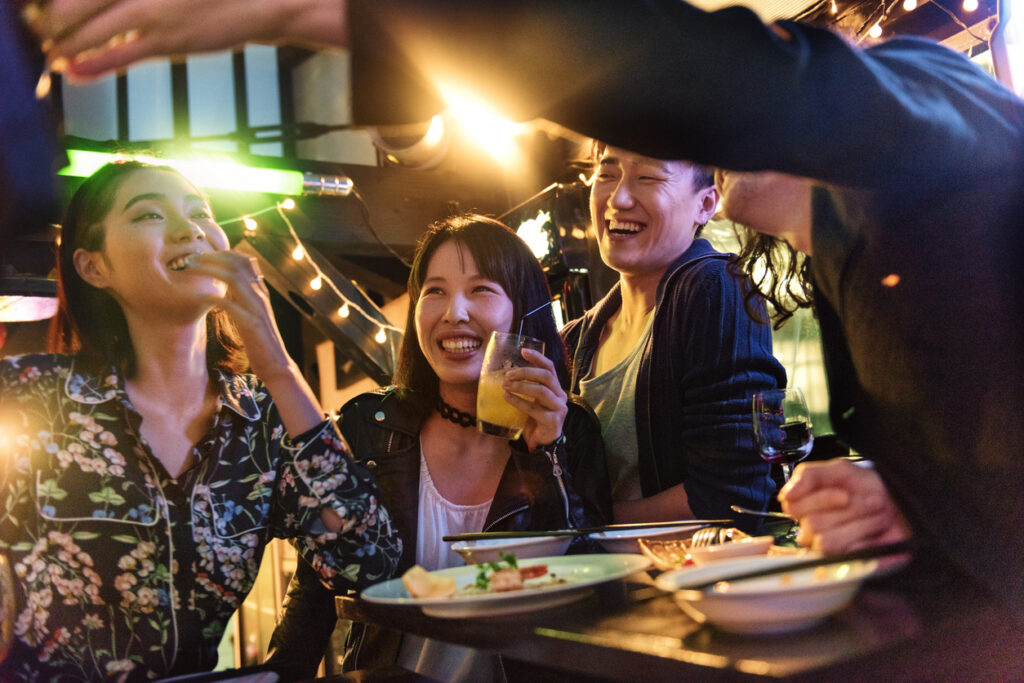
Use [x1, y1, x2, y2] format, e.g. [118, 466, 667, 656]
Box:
[266, 214, 611, 680]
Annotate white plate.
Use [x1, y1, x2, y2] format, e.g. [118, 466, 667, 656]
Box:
[655, 554, 878, 634]
[450, 536, 572, 564]
[591, 524, 705, 554]
[361, 553, 651, 618]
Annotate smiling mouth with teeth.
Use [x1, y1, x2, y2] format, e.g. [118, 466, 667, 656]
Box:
[168, 253, 199, 271]
[440, 337, 482, 353]
[608, 220, 646, 235]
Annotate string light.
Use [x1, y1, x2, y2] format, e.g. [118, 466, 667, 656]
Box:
[243, 217, 258, 231]
[903, 0, 917, 10]
[831, 0, 838, 12]
[269, 201, 404, 340]
[868, 22, 883, 37]
[220, 198, 404, 345]
[962, 0, 978, 11]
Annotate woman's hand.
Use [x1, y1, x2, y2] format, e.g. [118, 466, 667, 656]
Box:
[779, 459, 912, 554]
[501, 347, 568, 452]
[185, 251, 292, 381]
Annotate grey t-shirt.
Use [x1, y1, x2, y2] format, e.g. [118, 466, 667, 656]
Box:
[578, 316, 654, 502]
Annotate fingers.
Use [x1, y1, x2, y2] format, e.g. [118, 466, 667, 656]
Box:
[780, 458, 863, 503]
[184, 252, 264, 292]
[62, 31, 154, 81]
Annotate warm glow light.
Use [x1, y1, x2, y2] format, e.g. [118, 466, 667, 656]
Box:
[516, 210, 554, 261]
[831, 0, 838, 12]
[868, 22, 883, 37]
[310, 276, 323, 290]
[437, 83, 526, 163]
[338, 302, 350, 318]
[422, 115, 445, 147]
[243, 217, 258, 231]
[280, 198, 296, 210]
[963, 0, 978, 10]
[375, 327, 387, 344]
[291, 245, 304, 260]
[903, 0, 918, 10]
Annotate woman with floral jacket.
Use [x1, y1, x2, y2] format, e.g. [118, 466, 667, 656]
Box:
[0, 161, 402, 681]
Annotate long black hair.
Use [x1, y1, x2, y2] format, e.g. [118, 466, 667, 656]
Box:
[393, 213, 568, 406]
[49, 160, 248, 377]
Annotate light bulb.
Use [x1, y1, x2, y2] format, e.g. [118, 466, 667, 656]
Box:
[375, 327, 387, 344]
[903, 0, 917, 10]
[243, 217, 258, 231]
[310, 275, 322, 290]
[280, 198, 296, 210]
[338, 302, 350, 318]
[291, 245, 304, 260]
[831, 0, 838, 12]
[962, 0, 978, 10]
[868, 22, 883, 38]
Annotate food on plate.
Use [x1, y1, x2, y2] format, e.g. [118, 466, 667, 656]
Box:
[400, 552, 564, 599]
[402, 565, 457, 598]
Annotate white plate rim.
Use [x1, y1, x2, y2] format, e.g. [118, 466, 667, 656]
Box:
[360, 553, 651, 616]
[449, 536, 570, 552]
[655, 554, 879, 597]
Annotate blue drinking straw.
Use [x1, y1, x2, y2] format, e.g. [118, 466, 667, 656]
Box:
[517, 301, 554, 339]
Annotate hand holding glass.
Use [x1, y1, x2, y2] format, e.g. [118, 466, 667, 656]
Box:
[477, 332, 544, 440]
[752, 388, 814, 482]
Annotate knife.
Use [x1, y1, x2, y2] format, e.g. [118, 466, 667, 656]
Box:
[443, 519, 733, 542]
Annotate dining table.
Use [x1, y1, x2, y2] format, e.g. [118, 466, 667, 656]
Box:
[333, 554, 1022, 681]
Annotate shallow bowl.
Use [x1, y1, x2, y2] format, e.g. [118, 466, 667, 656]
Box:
[591, 524, 703, 554]
[655, 555, 878, 635]
[451, 536, 572, 564]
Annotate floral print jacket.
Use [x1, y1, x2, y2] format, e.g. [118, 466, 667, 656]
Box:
[0, 353, 402, 681]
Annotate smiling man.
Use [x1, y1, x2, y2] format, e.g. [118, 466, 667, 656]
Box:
[561, 144, 786, 526]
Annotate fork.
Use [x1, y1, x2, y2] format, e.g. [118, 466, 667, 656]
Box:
[689, 526, 724, 548]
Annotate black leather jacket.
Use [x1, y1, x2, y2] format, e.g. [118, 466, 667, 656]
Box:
[266, 387, 610, 679]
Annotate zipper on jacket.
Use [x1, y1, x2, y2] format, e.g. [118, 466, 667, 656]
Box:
[484, 503, 529, 530]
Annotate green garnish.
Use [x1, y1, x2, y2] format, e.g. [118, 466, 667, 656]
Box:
[474, 551, 519, 590]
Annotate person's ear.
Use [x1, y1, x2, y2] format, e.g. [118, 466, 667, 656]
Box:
[73, 248, 110, 288]
[696, 185, 720, 226]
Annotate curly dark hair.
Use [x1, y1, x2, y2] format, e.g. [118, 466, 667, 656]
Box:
[728, 226, 814, 330]
[49, 160, 249, 377]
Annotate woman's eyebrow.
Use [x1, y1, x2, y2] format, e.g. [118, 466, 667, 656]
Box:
[123, 192, 166, 210]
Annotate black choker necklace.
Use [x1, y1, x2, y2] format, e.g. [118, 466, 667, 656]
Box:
[436, 397, 477, 428]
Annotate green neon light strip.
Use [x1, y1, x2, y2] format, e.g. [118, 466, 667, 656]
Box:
[59, 149, 304, 195]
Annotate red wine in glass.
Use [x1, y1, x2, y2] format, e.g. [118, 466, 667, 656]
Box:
[752, 389, 814, 481]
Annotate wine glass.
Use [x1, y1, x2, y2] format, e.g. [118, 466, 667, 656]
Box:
[752, 387, 813, 483]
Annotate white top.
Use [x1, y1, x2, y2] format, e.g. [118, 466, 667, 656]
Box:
[397, 448, 504, 682]
[415, 450, 492, 570]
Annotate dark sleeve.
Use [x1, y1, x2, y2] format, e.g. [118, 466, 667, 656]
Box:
[349, 0, 1023, 188]
[664, 264, 787, 523]
[265, 558, 340, 681]
[562, 399, 613, 529]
